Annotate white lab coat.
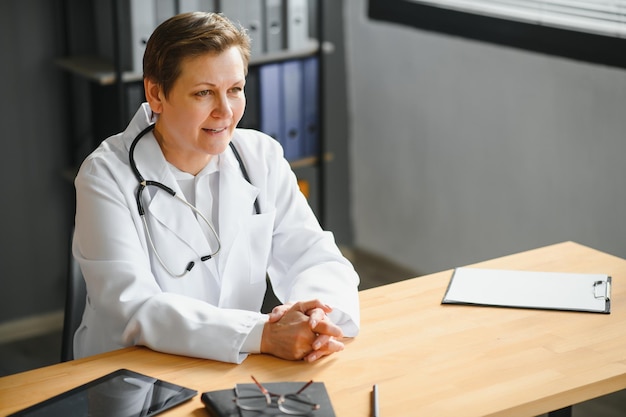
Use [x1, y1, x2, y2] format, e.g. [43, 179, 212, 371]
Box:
[73, 104, 360, 363]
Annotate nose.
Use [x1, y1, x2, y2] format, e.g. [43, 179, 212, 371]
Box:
[212, 94, 234, 119]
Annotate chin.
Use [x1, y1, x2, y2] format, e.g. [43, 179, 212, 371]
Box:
[206, 141, 232, 156]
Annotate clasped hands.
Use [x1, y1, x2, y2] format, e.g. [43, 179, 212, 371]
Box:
[260, 299, 344, 362]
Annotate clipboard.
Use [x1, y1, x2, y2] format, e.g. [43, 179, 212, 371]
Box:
[442, 267, 611, 314]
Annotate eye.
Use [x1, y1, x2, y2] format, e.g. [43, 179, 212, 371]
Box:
[196, 90, 211, 97]
[229, 87, 243, 94]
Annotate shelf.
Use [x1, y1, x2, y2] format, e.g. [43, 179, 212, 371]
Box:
[289, 152, 333, 170]
[248, 40, 319, 66]
[56, 40, 319, 85]
[55, 56, 141, 85]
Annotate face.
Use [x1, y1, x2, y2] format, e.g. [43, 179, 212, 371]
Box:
[145, 46, 246, 174]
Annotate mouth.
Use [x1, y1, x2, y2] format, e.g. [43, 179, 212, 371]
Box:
[203, 127, 228, 133]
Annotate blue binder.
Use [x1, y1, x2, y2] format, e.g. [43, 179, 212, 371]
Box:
[259, 63, 283, 148]
[302, 56, 319, 158]
[281, 60, 304, 161]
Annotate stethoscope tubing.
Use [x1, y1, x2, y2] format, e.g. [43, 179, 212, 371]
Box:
[128, 123, 259, 277]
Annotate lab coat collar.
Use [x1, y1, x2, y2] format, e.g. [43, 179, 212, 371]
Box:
[124, 103, 156, 145]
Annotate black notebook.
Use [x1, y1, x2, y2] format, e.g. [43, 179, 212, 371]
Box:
[201, 389, 241, 417]
[202, 381, 336, 417]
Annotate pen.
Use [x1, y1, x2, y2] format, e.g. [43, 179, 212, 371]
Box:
[371, 384, 380, 417]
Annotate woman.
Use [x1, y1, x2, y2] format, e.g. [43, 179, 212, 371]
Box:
[72, 12, 360, 364]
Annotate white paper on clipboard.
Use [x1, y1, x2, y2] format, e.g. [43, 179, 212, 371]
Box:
[442, 267, 611, 314]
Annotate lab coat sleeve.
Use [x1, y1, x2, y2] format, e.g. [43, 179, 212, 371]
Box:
[244, 134, 361, 336]
[122, 294, 269, 362]
[73, 142, 267, 364]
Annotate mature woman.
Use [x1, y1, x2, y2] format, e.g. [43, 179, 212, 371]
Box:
[72, 12, 360, 364]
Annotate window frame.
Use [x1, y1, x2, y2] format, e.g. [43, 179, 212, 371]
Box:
[368, 0, 626, 69]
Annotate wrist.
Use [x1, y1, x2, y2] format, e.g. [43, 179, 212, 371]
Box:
[260, 320, 272, 354]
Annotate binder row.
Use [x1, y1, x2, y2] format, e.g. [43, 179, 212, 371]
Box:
[241, 57, 320, 162]
[94, 0, 315, 74]
[220, 0, 312, 58]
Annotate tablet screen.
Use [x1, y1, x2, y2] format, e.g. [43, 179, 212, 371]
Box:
[8, 369, 197, 417]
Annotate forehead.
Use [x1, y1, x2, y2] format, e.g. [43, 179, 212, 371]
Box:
[177, 47, 246, 82]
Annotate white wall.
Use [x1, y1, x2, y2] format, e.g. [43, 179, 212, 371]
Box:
[344, 0, 626, 274]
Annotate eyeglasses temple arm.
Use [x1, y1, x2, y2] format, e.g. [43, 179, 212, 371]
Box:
[296, 380, 315, 395]
[250, 375, 270, 396]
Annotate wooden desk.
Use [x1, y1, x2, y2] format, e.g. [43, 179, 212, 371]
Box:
[2, 242, 626, 416]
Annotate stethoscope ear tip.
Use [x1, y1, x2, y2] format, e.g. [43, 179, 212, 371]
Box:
[185, 262, 195, 272]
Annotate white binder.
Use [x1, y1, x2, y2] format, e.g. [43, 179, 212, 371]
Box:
[264, 0, 284, 52]
[285, 0, 309, 51]
[442, 267, 611, 314]
[129, 0, 157, 74]
[155, 0, 176, 24]
[219, 0, 264, 58]
[179, 0, 216, 12]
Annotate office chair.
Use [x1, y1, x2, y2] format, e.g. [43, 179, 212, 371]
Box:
[60, 245, 86, 362]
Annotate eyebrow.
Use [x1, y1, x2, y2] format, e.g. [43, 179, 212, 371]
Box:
[194, 79, 245, 88]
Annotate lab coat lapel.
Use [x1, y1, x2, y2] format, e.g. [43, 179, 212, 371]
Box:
[217, 151, 260, 277]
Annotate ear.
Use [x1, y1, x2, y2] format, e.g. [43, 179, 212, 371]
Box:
[144, 77, 164, 114]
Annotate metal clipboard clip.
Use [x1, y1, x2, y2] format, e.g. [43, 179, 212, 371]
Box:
[593, 279, 611, 301]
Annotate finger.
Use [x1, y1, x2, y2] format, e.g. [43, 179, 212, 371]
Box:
[312, 319, 344, 338]
[307, 307, 327, 329]
[293, 299, 332, 315]
[312, 334, 332, 351]
[267, 303, 293, 323]
[304, 338, 345, 362]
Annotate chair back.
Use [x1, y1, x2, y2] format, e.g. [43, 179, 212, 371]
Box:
[60, 247, 86, 362]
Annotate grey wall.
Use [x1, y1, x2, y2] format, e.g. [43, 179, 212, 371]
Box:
[345, 0, 626, 274]
[0, 0, 71, 323]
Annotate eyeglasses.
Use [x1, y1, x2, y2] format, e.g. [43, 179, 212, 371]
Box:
[234, 375, 320, 415]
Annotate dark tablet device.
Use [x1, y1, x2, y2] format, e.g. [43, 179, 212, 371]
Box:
[8, 368, 197, 417]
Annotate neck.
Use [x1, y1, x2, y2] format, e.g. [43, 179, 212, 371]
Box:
[152, 128, 212, 176]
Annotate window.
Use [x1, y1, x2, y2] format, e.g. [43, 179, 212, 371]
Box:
[369, 0, 626, 68]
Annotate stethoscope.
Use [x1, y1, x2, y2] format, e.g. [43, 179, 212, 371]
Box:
[129, 123, 260, 277]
